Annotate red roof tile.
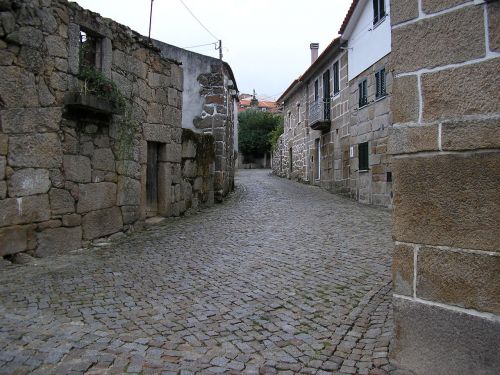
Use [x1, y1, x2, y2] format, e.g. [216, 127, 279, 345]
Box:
[339, 0, 359, 35]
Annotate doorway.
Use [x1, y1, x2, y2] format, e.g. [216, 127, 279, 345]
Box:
[146, 141, 159, 217]
[315, 138, 321, 181]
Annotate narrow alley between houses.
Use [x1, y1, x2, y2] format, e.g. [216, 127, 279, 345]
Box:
[0, 170, 394, 375]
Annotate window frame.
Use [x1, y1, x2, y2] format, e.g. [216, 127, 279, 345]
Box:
[373, 0, 386, 25]
[314, 79, 319, 103]
[79, 27, 102, 72]
[358, 142, 369, 171]
[333, 61, 340, 96]
[358, 79, 368, 108]
[297, 102, 301, 123]
[375, 67, 387, 100]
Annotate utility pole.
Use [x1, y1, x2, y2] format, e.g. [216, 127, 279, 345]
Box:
[148, 0, 154, 40]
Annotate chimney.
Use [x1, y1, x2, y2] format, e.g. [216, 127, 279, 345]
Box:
[310, 43, 319, 64]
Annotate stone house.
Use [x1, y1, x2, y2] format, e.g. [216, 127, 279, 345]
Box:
[0, 0, 238, 260]
[151, 42, 239, 201]
[340, 0, 393, 206]
[274, 0, 393, 207]
[276, 39, 349, 190]
[389, 0, 500, 373]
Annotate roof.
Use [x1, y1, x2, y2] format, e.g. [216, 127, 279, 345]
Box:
[277, 79, 301, 104]
[277, 37, 342, 103]
[339, 0, 359, 35]
[238, 97, 280, 113]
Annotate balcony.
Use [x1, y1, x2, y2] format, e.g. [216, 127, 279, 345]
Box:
[309, 99, 331, 131]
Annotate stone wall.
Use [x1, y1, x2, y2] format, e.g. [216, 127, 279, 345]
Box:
[389, 1, 500, 373]
[281, 83, 309, 181]
[194, 65, 237, 201]
[180, 129, 215, 211]
[271, 134, 286, 177]
[0, 0, 220, 261]
[348, 54, 393, 206]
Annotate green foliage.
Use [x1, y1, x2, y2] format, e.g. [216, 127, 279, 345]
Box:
[269, 122, 284, 150]
[79, 67, 126, 109]
[116, 107, 140, 160]
[238, 110, 283, 157]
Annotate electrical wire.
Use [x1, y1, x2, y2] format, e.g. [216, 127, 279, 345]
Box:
[178, 0, 219, 42]
[182, 42, 218, 49]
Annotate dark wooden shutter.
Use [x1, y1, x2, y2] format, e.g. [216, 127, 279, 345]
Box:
[358, 82, 363, 107]
[334, 62, 340, 94]
[373, 0, 379, 23]
[380, 68, 386, 96]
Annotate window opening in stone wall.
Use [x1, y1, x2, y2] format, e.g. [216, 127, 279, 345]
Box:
[359, 142, 369, 171]
[373, 0, 386, 25]
[333, 61, 340, 95]
[358, 79, 368, 108]
[146, 142, 160, 215]
[375, 68, 386, 99]
[314, 80, 319, 103]
[79, 29, 101, 72]
[289, 148, 293, 174]
[297, 103, 301, 123]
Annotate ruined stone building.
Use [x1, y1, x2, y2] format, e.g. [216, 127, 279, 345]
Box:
[273, 0, 393, 207]
[0, 0, 238, 260]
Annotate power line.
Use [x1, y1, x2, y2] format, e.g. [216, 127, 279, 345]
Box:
[182, 42, 218, 49]
[178, 0, 219, 41]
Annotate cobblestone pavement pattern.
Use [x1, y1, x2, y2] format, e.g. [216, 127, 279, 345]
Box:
[0, 170, 394, 375]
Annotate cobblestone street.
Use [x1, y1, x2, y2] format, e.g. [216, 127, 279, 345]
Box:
[0, 170, 394, 375]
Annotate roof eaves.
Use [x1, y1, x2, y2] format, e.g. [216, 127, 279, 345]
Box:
[339, 0, 359, 35]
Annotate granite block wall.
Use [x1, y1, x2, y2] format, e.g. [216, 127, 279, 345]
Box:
[389, 1, 500, 373]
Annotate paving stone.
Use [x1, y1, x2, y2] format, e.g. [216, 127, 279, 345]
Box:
[0, 170, 394, 373]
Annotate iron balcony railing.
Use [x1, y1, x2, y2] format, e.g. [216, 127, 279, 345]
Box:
[309, 98, 331, 128]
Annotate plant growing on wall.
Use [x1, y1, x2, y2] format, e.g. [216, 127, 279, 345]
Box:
[79, 67, 126, 110]
[238, 110, 283, 157]
[269, 122, 284, 150]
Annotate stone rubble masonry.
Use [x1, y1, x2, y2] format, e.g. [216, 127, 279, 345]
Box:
[0, 0, 184, 257]
[194, 65, 236, 201]
[389, 1, 500, 374]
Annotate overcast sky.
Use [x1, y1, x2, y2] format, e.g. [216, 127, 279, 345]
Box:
[75, 0, 352, 100]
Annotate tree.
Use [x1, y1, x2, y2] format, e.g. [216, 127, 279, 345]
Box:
[238, 110, 283, 157]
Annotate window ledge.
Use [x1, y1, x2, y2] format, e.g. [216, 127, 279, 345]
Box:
[375, 95, 387, 102]
[358, 169, 370, 173]
[372, 15, 387, 30]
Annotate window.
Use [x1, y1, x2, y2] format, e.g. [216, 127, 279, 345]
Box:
[297, 103, 301, 123]
[333, 61, 340, 95]
[287, 111, 292, 129]
[314, 79, 319, 103]
[373, 0, 386, 25]
[375, 68, 386, 99]
[79, 28, 100, 71]
[358, 79, 368, 108]
[358, 142, 369, 171]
